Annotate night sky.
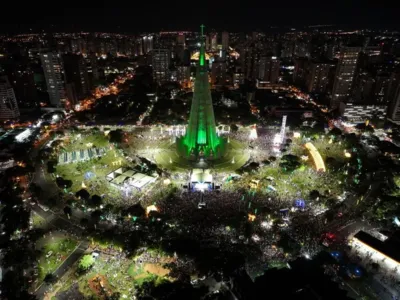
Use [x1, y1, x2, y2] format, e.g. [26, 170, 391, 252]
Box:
[1, 0, 399, 33]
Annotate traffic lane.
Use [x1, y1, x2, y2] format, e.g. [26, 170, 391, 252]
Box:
[336, 219, 373, 240]
[53, 242, 87, 278]
[36, 240, 89, 298]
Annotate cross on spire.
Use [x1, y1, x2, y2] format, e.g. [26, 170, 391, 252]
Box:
[200, 24, 205, 36]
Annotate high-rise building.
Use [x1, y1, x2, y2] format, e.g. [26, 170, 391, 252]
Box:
[293, 58, 309, 87]
[177, 33, 185, 47]
[294, 39, 310, 58]
[387, 86, 400, 123]
[374, 73, 391, 103]
[258, 56, 280, 83]
[65, 83, 78, 106]
[385, 71, 400, 104]
[70, 38, 86, 54]
[281, 41, 295, 58]
[240, 43, 262, 80]
[211, 60, 227, 86]
[86, 52, 99, 86]
[63, 53, 90, 100]
[222, 32, 229, 50]
[233, 71, 244, 87]
[0, 76, 19, 120]
[152, 49, 171, 83]
[210, 33, 218, 50]
[330, 46, 361, 108]
[176, 65, 191, 87]
[306, 60, 336, 93]
[40, 52, 66, 107]
[143, 35, 154, 54]
[205, 36, 210, 51]
[135, 38, 144, 56]
[352, 72, 375, 103]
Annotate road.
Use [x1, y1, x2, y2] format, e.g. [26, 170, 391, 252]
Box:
[32, 204, 90, 298]
[336, 219, 373, 240]
[35, 239, 89, 298]
[32, 194, 89, 298]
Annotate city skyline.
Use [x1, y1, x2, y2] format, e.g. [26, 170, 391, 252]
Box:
[2, 5, 400, 299]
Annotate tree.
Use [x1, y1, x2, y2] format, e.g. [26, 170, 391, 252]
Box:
[280, 155, 301, 172]
[230, 124, 239, 132]
[277, 233, 301, 256]
[78, 254, 95, 272]
[325, 157, 338, 169]
[91, 210, 102, 224]
[329, 128, 342, 137]
[109, 292, 122, 300]
[80, 218, 89, 227]
[124, 203, 145, 219]
[109, 129, 124, 144]
[63, 206, 72, 217]
[76, 189, 90, 200]
[309, 190, 320, 200]
[29, 183, 42, 199]
[47, 160, 57, 173]
[1, 270, 37, 300]
[88, 195, 103, 208]
[56, 177, 72, 188]
[44, 273, 57, 284]
[1, 205, 30, 236]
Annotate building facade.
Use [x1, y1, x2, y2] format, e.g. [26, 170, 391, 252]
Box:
[221, 32, 229, 51]
[340, 102, 387, 122]
[211, 60, 227, 86]
[152, 49, 171, 83]
[258, 56, 280, 83]
[63, 53, 90, 101]
[143, 35, 154, 54]
[387, 86, 400, 123]
[40, 52, 66, 107]
[0, 76, 20, 120]
[331, 46, 361, 109]
[210, 33, 218, 50]
[306, 60, 335, 93]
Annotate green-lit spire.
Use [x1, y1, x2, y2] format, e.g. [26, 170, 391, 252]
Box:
[199, 24, 206, 67]
[178, 24, 222, 159]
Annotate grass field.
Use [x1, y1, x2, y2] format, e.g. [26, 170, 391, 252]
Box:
[62, 132, 109, 152]
[56, 147, 128, 197]
[226, 136, 346, 205]
[154, 139, 249, 172]
[390, 176, 400, 196]
[291, 136, 349, 163]
[31, 212, 47, 229]
[36, 234, 78, 285]
[57, 250, 171, 299]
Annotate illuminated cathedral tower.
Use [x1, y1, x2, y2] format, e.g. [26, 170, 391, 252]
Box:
[178, 25, 224, 160]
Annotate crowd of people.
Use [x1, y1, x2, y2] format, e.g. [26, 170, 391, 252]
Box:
[350, 243, 400, 297]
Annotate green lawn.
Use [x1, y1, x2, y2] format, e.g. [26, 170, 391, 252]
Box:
[62, 132, 109, 152]
[154, 139, 249, 172]
[31, 212, 47, 229]
[390, 176, 400, 196]
[127, 263, 144, 277]
[56, 148, 128, 196]
[65, 257, 147, 298]
[57, 250, 172, 299]
[308, 137, 348, 163]
[226, 136, 346, 204]
[36, 235, 78, 285]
